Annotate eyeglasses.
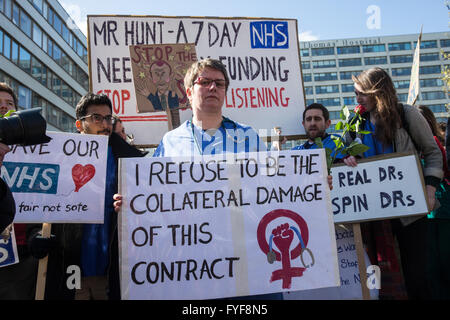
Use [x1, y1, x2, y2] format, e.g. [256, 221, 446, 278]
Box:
[193, 77, 226, 90]
[80, 113, 114, 124]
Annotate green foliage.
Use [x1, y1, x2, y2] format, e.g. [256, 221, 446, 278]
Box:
[315, 105, 371, 174]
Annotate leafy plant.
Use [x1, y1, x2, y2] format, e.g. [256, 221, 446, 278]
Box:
[314, 105, 371, 174]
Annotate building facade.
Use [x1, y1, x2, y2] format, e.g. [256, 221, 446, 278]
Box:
[298, 31, 449, 137]
[0, 0, 88, 132]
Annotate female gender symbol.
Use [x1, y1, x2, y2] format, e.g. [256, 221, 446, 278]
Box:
[257, 209, 310, 289]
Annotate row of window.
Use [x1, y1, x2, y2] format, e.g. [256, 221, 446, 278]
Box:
[305, 78, 445, 95]
[0, 28, 82, 108]
[301, 53, 443, 70]
[0, 1, 89, 91]
[303, 65, 442, 83]
[300, 39, 450, 57]
[0, 69, 76, 132]
[306, 91, 447, 110]
[27, 0, 87, 63]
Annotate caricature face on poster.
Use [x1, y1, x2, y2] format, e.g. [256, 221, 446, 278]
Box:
[130, 43, 197, 115]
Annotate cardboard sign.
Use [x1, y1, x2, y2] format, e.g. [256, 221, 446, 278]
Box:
[331, 152, 428, 224]
[88, 16, 305, 145]
[119, 149, 339, 300]
[0, 226, 19, 268]
[283, 225, 379, 300]
[2, 132, 108, 223]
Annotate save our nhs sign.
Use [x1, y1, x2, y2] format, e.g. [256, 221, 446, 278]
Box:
[250, 21, 289, 49]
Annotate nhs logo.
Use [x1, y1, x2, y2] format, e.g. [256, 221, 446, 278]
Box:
[250, 21, 289, 49]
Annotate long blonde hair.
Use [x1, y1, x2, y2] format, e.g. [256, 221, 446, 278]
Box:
[352, 68, 402, 146]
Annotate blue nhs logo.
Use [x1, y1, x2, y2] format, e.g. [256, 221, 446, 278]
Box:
[250, 21, 289, 49]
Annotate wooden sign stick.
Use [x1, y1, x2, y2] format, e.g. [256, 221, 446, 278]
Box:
[353, 223, 371, 300]
[34, 223, 51, 300]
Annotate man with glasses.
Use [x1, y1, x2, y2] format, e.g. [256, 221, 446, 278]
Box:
[28, 93, 145, 300]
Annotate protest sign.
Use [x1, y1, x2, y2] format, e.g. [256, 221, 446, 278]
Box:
[2, 132, 108, 223]
[119, 149, 339, 300]
[331, 152, 428, 224]
[0, 225, 19, 268]
[284, 225, 379, 300]
[88, 16, 305, 145]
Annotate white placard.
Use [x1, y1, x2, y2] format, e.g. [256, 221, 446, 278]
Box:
[2, 132, 108, 223]
[88, 16, 305, 145]
[331, 152, 428, 224]
[119, 149, 338, 300]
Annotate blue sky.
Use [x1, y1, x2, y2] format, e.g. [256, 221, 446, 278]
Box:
[61, 0, 449, 40]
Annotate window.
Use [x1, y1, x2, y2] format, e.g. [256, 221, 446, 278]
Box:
[329, 111, 340, 120]
[420, 78, 443, 87]
[31, 56, 42, 83]
[422, 91, 446, 100]
[312, 59, 336, 68]
[32, 0, 43, 13]
[414, 40, 437, 49]
[441, 39, 450, 47]
[18, 46, 31, 72]
[390, 55, 412, 64]
[32, 23, 42, 48]
[303, 73, 312, 82]
[311, 47, 334, 56]
[340, 70, 361, 80]
[420, 65, 441, 75]
[304, 86, 313, 95]
[428, 104, 447, 113]
[343, 97, 356, 105]
[301, 61, 310, 69]
[42, 33, 48, 53]
[3, 33, 10, 59]
[306, 99, 314, 106]
[18, 85, 31, 109]
[314, 72, 338, 81]
[62, 24, 70, 44]
[4, 0, 11, 18]
[12, 2, 19, 25]
[339, 58, 362, 67]
[394, 80, 410, 89]
[315, 85, 339, 94]
[364, 56, 387, 65]
[300, 49, 309, 57]
[20, 11, 32, 37]
[0, 0, 4, 13]
[391, 67, 411, 76]
[397, 93, 407, 102]
[420, 53, 440, 62]
[337, 46, 360, 54]
[40, 65, 47, 87]
[47, 38, 53, 58]
[341, 84, 355, 92]
[53, 44, 62, 65]
[388, 42, 411, 51]
[0, 29, 3, 55]
[53, 14, 62, 35]
[362, 44, 386, 53]
[52, 74, 61, 96]
[316, 97, 340, 106]
[47, 6, 53, 25]
[11, 40, 18, 64]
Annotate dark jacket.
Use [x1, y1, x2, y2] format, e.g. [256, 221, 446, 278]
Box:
[29, 132, 146, 300]
[0, 178, 15, 233]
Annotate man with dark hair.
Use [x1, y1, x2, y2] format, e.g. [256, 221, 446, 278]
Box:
[292, 103, 342, 160]
[28, 93, 145, 300]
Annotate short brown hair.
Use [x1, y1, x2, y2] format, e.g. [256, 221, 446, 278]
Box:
[184, 58, 230, 92]
[0, 82, 17, 107]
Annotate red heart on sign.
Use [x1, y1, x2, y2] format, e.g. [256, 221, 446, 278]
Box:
[72, 164, 96, 192]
